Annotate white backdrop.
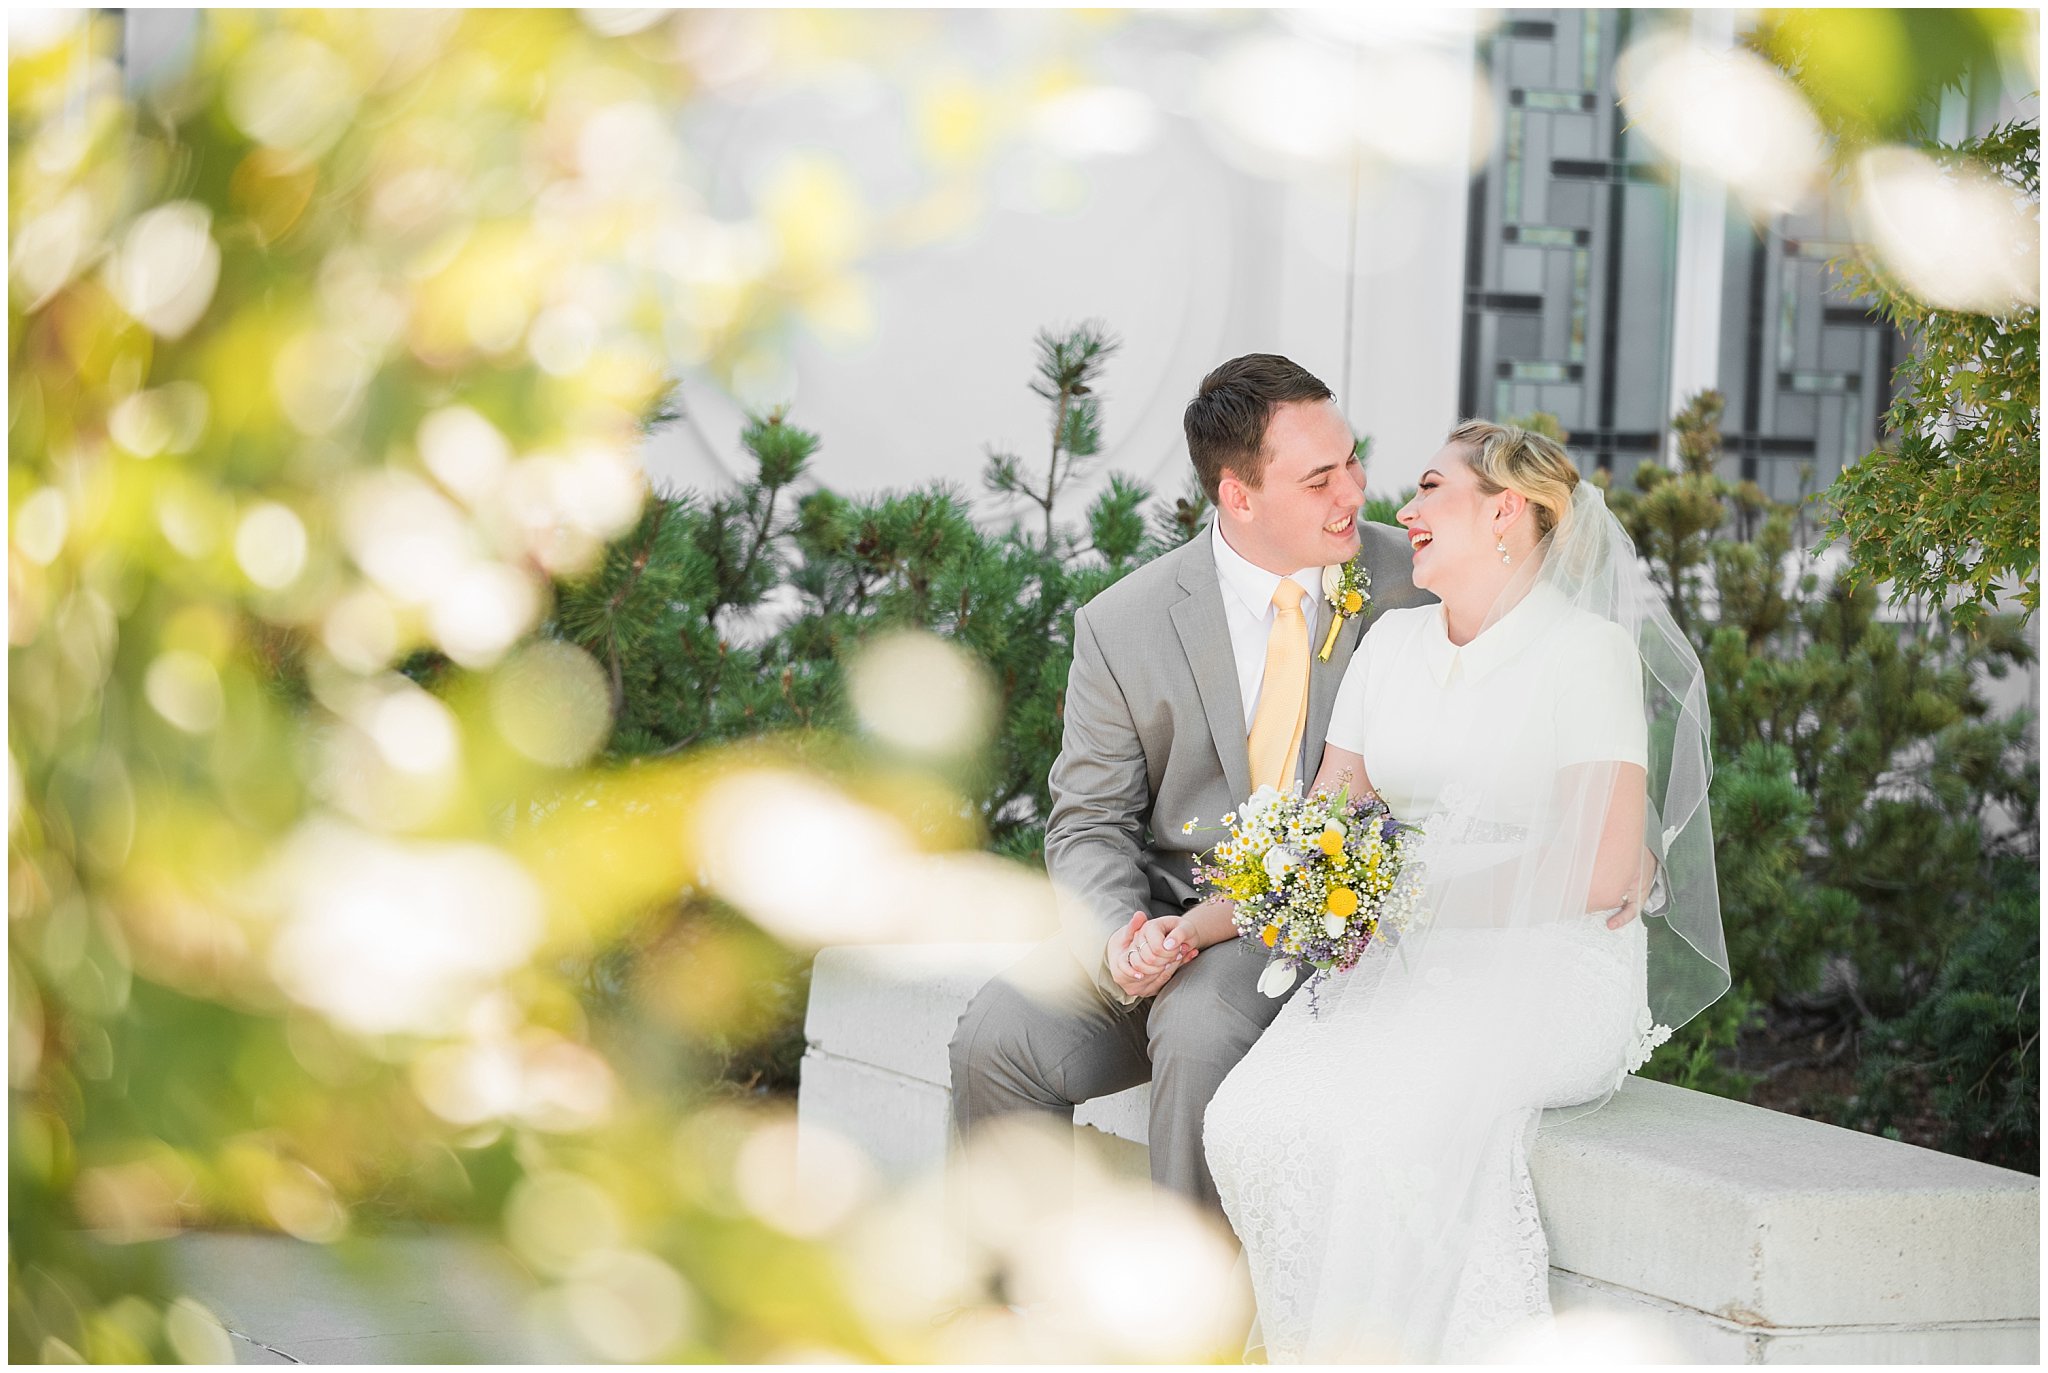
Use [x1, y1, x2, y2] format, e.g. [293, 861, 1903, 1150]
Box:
[641, 11, 1481, 517]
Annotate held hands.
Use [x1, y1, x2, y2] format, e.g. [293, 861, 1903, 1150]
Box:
[1107, 911, 1198, 999]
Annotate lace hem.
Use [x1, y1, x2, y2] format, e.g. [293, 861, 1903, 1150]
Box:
[1617, 1006, 1674, 1092]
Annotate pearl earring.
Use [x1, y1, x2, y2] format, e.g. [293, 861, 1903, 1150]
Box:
[1496, 538, 1510, 565]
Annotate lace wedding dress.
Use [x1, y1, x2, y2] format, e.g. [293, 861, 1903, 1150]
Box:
[1203, 584, 1665, 1363]
[1205, 919, 1649, 1361]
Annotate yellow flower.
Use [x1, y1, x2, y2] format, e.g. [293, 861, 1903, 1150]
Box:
[1325, 886, 1359, 918]
[1315, 827, 1344, 857]
[1343, 589, 1365, 615]
[1260, 924, 1279, 948]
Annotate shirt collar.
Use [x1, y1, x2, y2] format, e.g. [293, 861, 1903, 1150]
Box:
[1210, 518, 1324, 621]
[1421, 581, 1570, 687]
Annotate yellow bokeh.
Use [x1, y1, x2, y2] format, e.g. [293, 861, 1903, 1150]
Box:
[917, 73, 995, 169]
[763, 154, 870, 279]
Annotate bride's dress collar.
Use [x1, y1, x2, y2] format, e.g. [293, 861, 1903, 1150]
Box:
[1421, 581, 1568, 687]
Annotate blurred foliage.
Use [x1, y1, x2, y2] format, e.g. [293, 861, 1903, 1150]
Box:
[1360, 492, 1410, 529]
[1852, 857, 2038, 1172]
[1502, 410, 1570, 444]
[10, 10, 1259, 1365]
[1822, 119, 2040, 630]
[1593, 393, 2037, 1165]
[1352, 436, 1412, 529]
[1749, 8, 2034, 148]
[1728, 16, 2040, 1150]
[1744, 11, 2041, 629]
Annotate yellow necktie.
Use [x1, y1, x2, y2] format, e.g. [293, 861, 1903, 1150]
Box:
[1247, 581, 1310, 793]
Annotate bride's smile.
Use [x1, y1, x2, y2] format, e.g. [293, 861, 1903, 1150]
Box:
[1394, 429, 1577, 645]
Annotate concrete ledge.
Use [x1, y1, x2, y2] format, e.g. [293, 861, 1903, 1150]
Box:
[1550, 1270, 2042, 1364]
[158, 1230, 551, 1364]
[1537, 1076, 2039, 1329]
[803, 943, 1018, 1089]
[800, 942, 2043, 1365]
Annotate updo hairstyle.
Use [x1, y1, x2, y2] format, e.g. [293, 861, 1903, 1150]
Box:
[1443, 418, 1580, 541]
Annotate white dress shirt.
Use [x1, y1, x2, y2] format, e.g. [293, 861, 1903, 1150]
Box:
[1210, 518, 1327, 732]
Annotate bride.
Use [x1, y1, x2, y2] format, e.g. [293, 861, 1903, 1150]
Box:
[1186, 420, 1729, 1361]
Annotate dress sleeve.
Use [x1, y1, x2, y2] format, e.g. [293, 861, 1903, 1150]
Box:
[1323, 619, 1380, 755]
[1555, 621, 1649, 769]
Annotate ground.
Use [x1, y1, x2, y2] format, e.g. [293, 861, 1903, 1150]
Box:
[1742, 1007, 1959, 1163]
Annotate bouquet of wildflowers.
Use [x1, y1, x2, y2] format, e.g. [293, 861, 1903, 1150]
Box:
[1185, 783, 1425, 1003]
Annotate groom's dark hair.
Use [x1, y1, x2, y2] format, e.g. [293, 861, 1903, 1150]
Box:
[1183, 354, 1335, 501]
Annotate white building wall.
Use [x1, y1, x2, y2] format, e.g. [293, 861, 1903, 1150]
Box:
[645, 13, 1475, 511]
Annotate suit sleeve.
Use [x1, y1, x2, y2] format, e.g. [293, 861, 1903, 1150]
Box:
[1044, 604, 1154, 1006]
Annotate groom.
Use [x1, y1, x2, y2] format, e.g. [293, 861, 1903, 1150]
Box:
[949, 354, 1431, 1211]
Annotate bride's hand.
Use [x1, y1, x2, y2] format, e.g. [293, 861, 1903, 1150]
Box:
[1132, 914, 1199, 972]
[1596, 846, 1663, 929]
[1107, 913, 1193, 998]
[1594, 895, 1639, 929]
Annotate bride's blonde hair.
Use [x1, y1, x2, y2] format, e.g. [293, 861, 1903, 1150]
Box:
[1444, 419, 1579, 541]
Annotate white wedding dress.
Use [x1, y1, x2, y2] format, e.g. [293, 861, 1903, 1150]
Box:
[1204, 587, 1660, 1363]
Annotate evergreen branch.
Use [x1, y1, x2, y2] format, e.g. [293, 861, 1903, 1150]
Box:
[605, 626, 626, 722]
[1012, 321, 1121, 553]
[600, 503, 668, 718]
[1044, 388, 1066, 553]
[729, 485, 779, 615]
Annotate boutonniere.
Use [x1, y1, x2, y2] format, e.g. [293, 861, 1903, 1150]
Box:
[1317, 557, 1371, 661]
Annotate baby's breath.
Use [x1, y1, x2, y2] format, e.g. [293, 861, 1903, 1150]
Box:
[1184, 782, 1426, 1008]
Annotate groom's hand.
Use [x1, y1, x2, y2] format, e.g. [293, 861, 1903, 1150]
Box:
[1107, 912, 1192, 999]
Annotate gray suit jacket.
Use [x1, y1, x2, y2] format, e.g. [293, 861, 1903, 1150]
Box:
[1045, 519, 1433, 1002]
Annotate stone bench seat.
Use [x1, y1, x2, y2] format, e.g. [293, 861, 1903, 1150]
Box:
[798, 942, 2040, 1364]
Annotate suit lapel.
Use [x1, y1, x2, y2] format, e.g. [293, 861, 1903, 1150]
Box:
[1172, 545, 1253, 804]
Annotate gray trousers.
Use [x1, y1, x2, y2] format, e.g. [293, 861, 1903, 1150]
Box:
[947, 933, 1296, 1215]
